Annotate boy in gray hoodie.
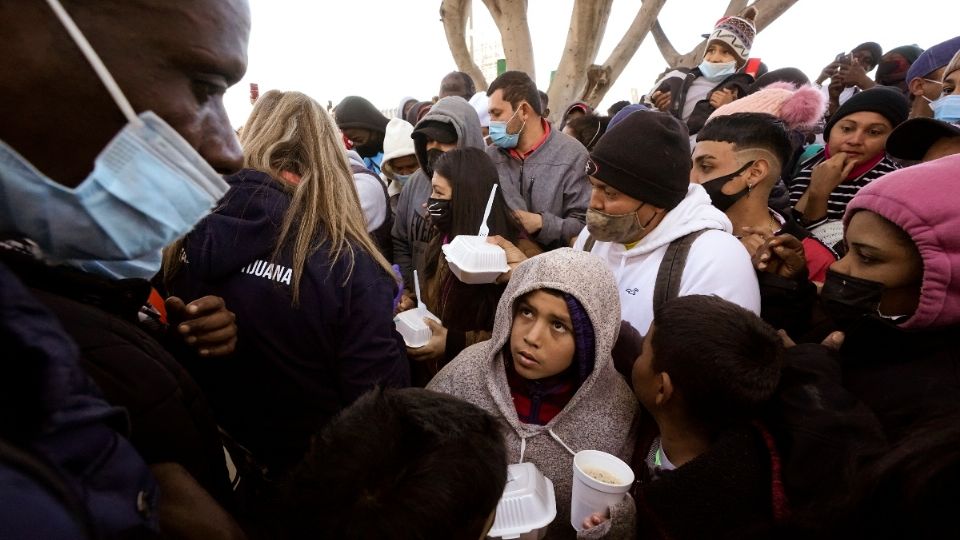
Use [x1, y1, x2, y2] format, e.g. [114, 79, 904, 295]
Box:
[428, 248, 639, 539]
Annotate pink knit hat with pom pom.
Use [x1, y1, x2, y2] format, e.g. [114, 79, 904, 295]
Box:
[707, 81, 826, 130]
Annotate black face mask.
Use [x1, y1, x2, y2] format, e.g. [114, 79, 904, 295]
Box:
[424, 148, 445, 177]
[820, 268, 886, 330]
[701, 161, 755, 212]
[427, 198, 452, 232]
[354, 138, 383, 159]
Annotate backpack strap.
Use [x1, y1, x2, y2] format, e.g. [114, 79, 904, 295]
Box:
[582, 235, 596, 253]
[0, 438, 94, 538]
[652, 230, 707, 312]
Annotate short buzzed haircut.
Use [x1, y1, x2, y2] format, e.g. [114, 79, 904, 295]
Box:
[487, 70, 543, 116]
[651, 295, 783, 433]
[697, 112, 794, 177]
[281, 388, 508, 540]
[440, 71, 476, 100]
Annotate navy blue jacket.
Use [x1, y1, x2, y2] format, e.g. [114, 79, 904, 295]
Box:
[168, 169, 410, 472]
[0, 262, 159, 538]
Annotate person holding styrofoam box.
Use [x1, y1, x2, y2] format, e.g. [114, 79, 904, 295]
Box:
[428, 248, 639, 539]
[401, 147, 522, 386]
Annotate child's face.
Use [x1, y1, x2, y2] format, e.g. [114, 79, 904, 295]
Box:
[509, 290, 576, 380]
[703, 42, 737, 64]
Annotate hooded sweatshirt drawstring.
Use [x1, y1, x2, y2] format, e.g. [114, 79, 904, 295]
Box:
[549, 428, 577, 457]
[517, 429, 576, 465]
[617, 252, 628, 283]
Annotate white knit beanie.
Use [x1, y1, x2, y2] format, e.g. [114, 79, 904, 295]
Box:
[382, 118, 416, 164]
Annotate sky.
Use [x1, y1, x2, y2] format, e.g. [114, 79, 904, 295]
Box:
[223, 0, 959, 126]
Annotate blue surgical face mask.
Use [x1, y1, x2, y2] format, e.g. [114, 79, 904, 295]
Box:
[930, 94, 960, 123]
[489, 107, 525, 149]
[698, 60, 737, 82]
[0, 0, 229, 267]
[70, 250, 163, 281]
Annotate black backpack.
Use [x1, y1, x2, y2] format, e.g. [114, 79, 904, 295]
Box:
[583, 229, 707, 311]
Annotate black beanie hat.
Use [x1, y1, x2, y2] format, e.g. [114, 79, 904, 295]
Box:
[587, 111, 690, 210]
[887, 44, 924, 65]
[851, 42, 883, 65]
[334, 96, 389, 133]
[824, 86, 909, 141]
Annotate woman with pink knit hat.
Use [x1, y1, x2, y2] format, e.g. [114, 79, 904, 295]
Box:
[786, 153, 960, 441]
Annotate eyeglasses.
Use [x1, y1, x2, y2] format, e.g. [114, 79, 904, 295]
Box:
[923, 78, 944, 86]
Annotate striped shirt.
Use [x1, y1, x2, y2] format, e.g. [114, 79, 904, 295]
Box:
[787, 149, 900, 224]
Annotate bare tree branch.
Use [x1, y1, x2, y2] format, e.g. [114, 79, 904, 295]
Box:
[440, 0, 489, 90]
[481, 0, 535, 76]
[546, 0, 614, 118]
[656, 0, 800, 69]
[650, 19, 681, 68]
[581, 0, 668, 106]
[723, 0, 750, 16]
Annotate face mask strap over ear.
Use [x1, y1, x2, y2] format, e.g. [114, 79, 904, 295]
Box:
[44, 0, 140, 126]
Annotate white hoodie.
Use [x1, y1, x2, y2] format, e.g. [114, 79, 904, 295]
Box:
[573, 183, 760, 335]
[346, 149, 388, 232]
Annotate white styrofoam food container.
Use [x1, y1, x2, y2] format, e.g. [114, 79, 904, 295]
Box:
[488, 463, 557, 540]
[442, 235, 509, 285]
[393, 309, 440, 348]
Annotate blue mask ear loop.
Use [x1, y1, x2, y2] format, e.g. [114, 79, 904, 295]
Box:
[44, 0, 140, 127]
[508, 106, 526, 137]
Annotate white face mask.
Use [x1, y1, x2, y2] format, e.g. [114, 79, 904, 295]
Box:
[0, 0, 229, 276]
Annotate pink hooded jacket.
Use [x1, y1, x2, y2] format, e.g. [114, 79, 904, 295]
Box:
[844, 154, 960, 330]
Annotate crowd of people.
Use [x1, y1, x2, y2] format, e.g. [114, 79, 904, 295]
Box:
[2, 0, 960, 539]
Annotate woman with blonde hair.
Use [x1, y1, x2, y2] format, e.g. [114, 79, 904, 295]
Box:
[164, 90, 409, 480]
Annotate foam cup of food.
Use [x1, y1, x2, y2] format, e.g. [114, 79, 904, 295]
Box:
[570, 450, 634, 531]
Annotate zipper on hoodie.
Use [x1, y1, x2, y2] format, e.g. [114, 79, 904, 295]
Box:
[519, 160, 525, 206]
[527, 380, 543, 422]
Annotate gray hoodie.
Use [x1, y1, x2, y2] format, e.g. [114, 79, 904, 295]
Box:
[486, 124, 590, 249]
[428, 248, 639, 539]
[391, 97, 484, 290]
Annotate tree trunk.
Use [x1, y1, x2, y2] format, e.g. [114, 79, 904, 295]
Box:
[546, 0, 615, 122]
[440, 0, 802, 119]
[439, 0, 489, 91]
[482, 0, 535, 76]
[579, 0, 668, 108]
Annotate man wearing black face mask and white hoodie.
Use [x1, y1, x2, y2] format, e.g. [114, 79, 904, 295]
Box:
[0, 0, 250, 536]
[572, 111, 760, 336]
[392, 96, 484, 305]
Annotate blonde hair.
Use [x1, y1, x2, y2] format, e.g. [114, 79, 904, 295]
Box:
[237, 90, 395, 304]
